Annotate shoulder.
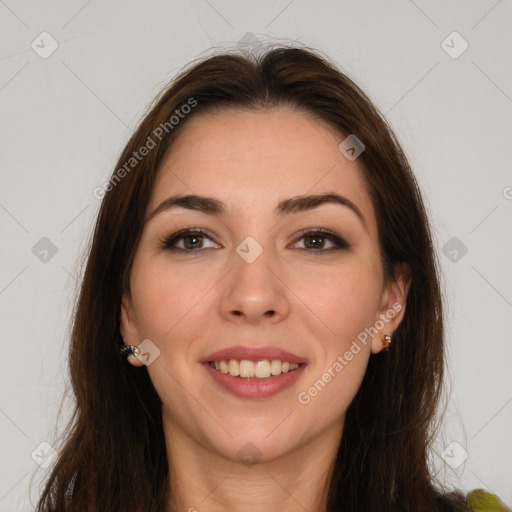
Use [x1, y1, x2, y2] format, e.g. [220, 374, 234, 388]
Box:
[466, 489, 512, 512]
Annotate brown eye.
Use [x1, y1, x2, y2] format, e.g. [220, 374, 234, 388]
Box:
[292, 229, 349, 253]
[160, 229, 219, 251]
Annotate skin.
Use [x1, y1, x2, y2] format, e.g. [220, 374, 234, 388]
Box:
[120, 106, 411, 512]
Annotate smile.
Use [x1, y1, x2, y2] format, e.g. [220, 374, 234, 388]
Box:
[208, 359, 303, 379]
[203, 360, 307, 399]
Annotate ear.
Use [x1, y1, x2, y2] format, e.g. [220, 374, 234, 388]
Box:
[120, 293, 145, 367]
[370, 262, 412, 354]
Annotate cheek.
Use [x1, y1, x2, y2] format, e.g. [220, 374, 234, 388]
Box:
[129, 256, 216, 339]
[293, 265, 379, 417]
[291, 258, 382, 344]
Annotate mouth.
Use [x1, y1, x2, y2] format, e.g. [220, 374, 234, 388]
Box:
[206, 359, 305, 379]
[203, 360, 307, 399]
[207, 359, 306, 379]
[200, 345, 308, 398]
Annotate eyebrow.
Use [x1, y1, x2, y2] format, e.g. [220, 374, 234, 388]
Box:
[146, 193, 367, 230]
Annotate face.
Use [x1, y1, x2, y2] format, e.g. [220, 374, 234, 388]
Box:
[120, 106, 410, 464]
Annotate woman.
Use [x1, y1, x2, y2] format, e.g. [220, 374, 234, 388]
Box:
[34, 45, 510, 511]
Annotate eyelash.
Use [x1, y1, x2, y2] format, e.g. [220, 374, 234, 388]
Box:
[159, 228, 349, 254]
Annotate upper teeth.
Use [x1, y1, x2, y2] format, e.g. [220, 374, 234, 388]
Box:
[210, 359, 301, 378]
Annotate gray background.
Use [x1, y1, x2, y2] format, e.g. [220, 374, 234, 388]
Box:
[1, 0, 511, 509]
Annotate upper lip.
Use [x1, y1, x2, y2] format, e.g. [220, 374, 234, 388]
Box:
[201, 345, 308, 364]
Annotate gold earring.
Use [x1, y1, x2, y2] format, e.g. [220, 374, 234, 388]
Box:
[382, 334, 392, 352]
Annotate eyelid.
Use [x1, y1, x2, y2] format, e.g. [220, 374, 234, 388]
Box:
[289, 227, 350, 251]
[159, 228, 220, 251]
[160, 227, 349, 252]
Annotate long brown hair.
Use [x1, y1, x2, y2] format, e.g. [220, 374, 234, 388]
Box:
[34, 44, 468, 511]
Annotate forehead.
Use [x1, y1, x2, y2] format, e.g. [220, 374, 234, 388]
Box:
[151, 106, 376, 230]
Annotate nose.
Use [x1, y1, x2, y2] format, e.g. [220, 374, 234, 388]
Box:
[219, 242, 291, 325]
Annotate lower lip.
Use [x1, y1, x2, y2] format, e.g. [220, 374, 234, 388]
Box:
[203, 363, 307, 399]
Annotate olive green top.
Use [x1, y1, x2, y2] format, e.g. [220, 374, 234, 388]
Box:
[467, 489, 511, 511]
